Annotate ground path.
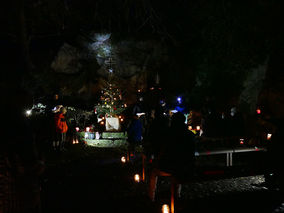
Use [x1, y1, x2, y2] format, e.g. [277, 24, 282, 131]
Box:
[40, 146, 284, 213]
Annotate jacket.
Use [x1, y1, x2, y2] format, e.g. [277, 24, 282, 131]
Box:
[54, 112, 68, 133]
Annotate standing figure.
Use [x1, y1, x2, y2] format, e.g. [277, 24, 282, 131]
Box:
[127, 114, 143, 160]
[148, 112, 196, 201]
[54, 107, 68, 151]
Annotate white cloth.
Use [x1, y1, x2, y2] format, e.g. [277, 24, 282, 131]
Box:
[105, 117, 120, 131]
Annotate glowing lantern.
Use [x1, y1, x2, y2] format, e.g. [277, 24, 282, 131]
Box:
[196, 126, 201, 131]
[138, 89, 141, 92]
[162, 204, 170, 213]
[121, 156, 126, 163]
[72, 140, 76, 144]
[102, 117, 105, 120]
[86, 127, 90, 132]
[26, 110, 32, 116]
[256, 108, 261, 114]
[120, 118, 124, 122]
[119, 115, 122, 119]
[134, 174, 140, 183]
[188, 126, 193, 130]
[100, 121, 105, 125]
[76, 139, 79, 144]
[75, 127, 79, 132]
[240, 138, 244, 144]
[267, 133, 272, 140]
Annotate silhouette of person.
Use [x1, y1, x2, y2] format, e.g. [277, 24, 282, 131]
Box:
[148, 111, 196, 201]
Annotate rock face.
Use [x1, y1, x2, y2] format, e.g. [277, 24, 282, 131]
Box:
[49, 37, 168, 104]
[51, 43, 82, 74]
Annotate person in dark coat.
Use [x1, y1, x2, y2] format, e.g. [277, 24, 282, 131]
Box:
[127, 114, 143, 158]
[264, 119, 284, 191]
[143, 107, 170, 158]
[148, 112, 196, 201]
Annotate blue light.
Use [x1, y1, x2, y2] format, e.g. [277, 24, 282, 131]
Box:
[177, 97, 182, 104]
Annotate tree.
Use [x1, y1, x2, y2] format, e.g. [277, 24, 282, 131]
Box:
[95, 82, 126, 117]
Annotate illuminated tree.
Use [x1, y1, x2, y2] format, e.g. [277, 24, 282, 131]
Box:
[95, 82, 126, 117]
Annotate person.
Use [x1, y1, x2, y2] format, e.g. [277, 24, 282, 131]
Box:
[143, 107, 169, 158]
[226, 106, 245, 140]
[45, 93, 63, 150]
[54, 107, 68, 151]
[148, 111, 196, 201]
[264, 119, 284, 191]
[127, 114, 143, 160]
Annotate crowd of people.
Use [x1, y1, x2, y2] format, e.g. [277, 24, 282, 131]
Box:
[1, 86, 284, 213]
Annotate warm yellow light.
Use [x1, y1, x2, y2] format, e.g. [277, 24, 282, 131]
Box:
[162, 204, 170, 213]
[121, 156, 126, 163]
[120, 118, 124, 122]
[86, 127, 90, 132]
[102, 117, 105, 120]
[72, 140, 76, 144]
[100, 121, 104, 125]
[134, 174, 140, 183]
[188, 125, 192, 130]
[196, 126, 200, 131]
[119, 115, 122, 119]
[138, 89, 141, 92]
[267, 133, 272, 140]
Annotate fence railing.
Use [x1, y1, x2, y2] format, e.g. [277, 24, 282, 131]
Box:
[195, 147, 267, 167]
